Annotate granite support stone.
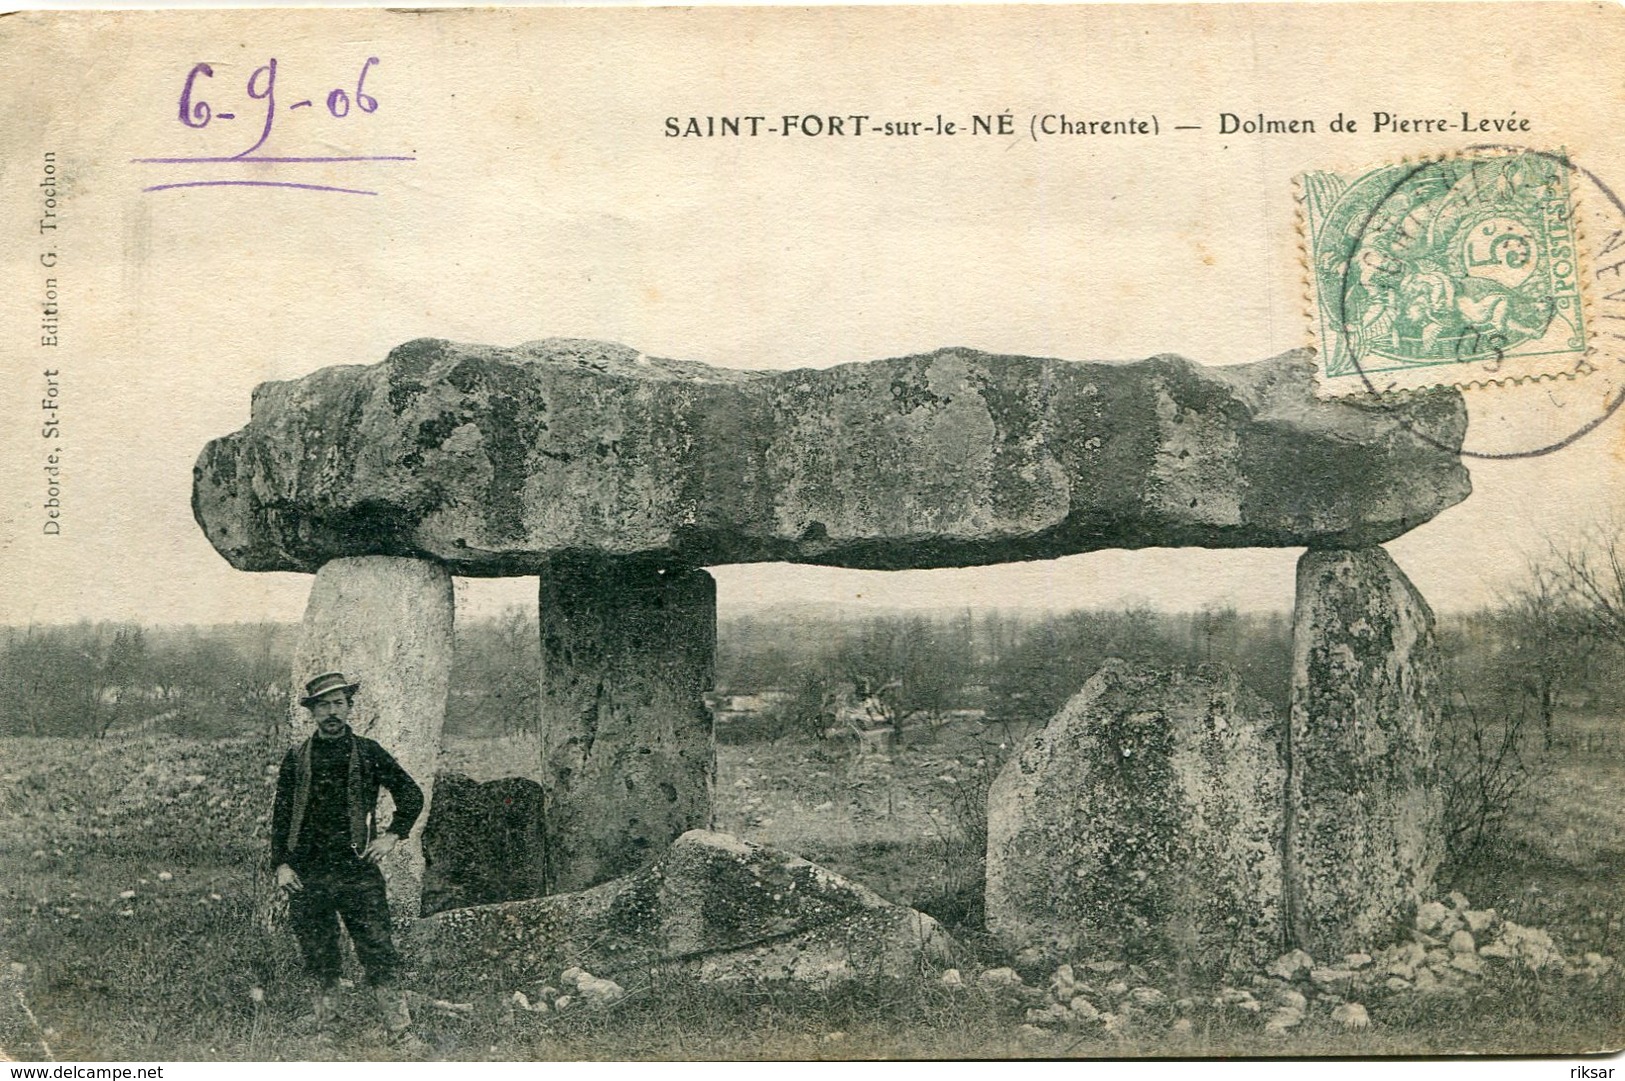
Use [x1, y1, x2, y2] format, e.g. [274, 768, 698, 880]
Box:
[1286, 546, 1444, 956]
[538, 557, 716, 894]
[283, 555, 455, 918]
[985, 661, 1285, 975]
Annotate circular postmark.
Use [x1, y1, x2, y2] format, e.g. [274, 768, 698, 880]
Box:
[1305, 145, 1625, 459]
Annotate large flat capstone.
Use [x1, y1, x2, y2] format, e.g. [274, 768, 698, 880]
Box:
[194, 339, 1469, 574]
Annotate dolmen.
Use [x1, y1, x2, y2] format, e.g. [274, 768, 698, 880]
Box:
[194, 338, 1466, 963]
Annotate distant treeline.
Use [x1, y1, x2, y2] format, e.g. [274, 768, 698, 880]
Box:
[715, 606, 1297, 738]
[0, 615, 544, 741]
[4, 602, 1623, 745]
[0, 622, 295, 739]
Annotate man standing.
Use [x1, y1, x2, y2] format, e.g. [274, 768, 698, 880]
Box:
[271, 671, 424, 1039]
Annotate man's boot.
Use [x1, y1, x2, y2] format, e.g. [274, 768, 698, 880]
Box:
[375, 984, 411, 1035]
[375, 985, 429, 1057]
[313, 986, 339, 1031]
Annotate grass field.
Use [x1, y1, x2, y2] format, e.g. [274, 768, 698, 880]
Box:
[1, 712, 1621, 1061]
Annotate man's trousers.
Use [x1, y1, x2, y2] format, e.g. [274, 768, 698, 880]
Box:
[287, 857, 401, 988]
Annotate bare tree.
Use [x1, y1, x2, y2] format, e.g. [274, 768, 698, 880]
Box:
[829, 616, 969, 743]
[1438, 677, 1545, 863]
[0, 624, 120, 737]
[448, 606, 541, 737]
[1498, 557, 1596, 750]
[1553, 522, 1625, 648]
[763, 668, 839, 741]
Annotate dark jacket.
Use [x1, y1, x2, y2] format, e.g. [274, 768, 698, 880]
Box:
[270, 728, 424, 869]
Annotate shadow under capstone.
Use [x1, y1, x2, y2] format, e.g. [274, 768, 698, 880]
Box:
[420, 772, 550, 917]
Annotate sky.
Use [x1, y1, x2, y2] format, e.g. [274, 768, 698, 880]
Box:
[3, 5, 1624, 627]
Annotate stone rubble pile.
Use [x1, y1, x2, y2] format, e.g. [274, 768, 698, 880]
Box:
[508, 966, 628, 1016]
[945, 890, 1613, 1042]
[936, 959, 1187, 1038]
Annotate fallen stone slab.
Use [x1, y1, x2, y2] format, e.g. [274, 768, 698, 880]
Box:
[194, 339, 1469, 575]
[402, 829, 955, 991]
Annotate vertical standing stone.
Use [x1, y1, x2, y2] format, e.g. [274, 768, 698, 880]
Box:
[538, 557, 716, 894]
[1287, 547, 1444, 955]
[984, 661, 1285, 975]
[284, 556, 455, 918]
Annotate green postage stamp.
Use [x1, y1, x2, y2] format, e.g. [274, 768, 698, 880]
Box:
[1301, 149, 1592, 395]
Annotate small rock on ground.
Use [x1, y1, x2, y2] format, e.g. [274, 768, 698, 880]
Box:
[1268, 949, 1314, 980]
[1264, 1007, 1304, 1036]
[1331, 1002, 1370, 1029]
[1274, 988, 1308, 1011]
[979, 967, 1023, 990]
[1415, 901, 1448, 932]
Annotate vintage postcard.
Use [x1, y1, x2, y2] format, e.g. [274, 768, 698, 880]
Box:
[2, 3, 1624, 1068]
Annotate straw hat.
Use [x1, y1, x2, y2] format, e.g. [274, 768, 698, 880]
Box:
[299, 671, 361, 708]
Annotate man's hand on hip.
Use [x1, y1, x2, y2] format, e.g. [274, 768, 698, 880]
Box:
[276, 864, 303, 893]
[362, 832, 399, 864]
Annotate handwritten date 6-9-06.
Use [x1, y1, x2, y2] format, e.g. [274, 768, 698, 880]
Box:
[178, 57, 381, 157]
